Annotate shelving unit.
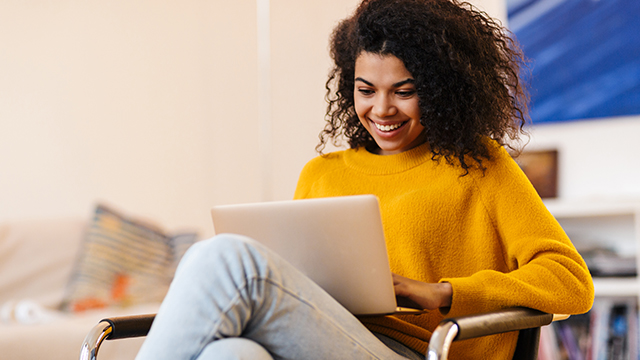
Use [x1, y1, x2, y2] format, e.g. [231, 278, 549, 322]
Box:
[544, 199, 640, 299]
[541, 200, 640, 359]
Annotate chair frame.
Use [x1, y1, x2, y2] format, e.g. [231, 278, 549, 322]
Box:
[79, 307, 567, 360]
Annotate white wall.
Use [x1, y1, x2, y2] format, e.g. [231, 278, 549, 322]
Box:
[269, 0, 360, 201]
[0, 0, 363, 238]
[1, 0, 638, 239]
[0, 1, 261, 237]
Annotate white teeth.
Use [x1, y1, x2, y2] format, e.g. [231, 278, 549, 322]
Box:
[374, 122, 403, 132]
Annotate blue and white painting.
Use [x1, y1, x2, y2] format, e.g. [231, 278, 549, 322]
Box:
[507, 0, 640, 124]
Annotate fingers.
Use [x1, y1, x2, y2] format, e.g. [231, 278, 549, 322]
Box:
[391, 272, 408, 285]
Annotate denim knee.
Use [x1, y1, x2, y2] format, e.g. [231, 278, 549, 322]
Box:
[198, 338, 274, 360]
[177, 234, 266, 274]
[185, 233, 256, 258]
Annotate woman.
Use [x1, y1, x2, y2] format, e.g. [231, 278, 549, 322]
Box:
[136, 0, 594, 359]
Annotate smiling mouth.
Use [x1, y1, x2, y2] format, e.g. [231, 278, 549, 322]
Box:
[374, 121, 406, 132]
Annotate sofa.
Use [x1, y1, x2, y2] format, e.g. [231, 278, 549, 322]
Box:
[0, 205, 198, 360]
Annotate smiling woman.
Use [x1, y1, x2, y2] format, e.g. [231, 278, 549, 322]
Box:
[319, 0, 530, 173]
[353, 53, 425, 155]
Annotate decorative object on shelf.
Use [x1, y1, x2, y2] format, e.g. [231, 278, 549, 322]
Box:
[580, 247, 637, 278]
[514, 149, 558, 198]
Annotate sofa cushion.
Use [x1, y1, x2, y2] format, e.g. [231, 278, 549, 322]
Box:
[61, 204, 197, 312]
[0, 302, 160, 360]
[0, 218, 86, 308]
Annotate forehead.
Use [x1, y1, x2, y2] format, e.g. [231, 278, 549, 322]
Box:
[354, 52, 413, 82]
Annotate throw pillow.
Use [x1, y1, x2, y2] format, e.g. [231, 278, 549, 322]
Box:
[62, 204, 196, 312]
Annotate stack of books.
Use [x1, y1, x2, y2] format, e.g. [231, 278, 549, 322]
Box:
[538, 297, 638, 360]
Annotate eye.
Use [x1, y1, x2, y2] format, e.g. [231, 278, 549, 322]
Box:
[396, 90, 416, 98]
[357, 88, 375, 96]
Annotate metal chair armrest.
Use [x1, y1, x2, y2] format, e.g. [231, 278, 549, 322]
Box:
[79, 314, 156, 360]
[80, 309, 564, 360]
[426, 307, 561, 360]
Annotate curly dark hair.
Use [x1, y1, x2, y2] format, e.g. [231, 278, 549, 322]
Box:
[318, 0, 530, 172]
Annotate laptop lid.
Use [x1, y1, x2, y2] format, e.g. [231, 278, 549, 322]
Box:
[210, 195, 399, 315]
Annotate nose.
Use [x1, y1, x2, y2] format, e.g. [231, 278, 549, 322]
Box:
[371, 94, 397, 118]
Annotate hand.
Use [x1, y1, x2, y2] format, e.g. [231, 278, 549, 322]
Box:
[392, 273, 452, 310]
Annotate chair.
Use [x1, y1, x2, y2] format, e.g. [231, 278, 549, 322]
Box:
[79, 307, 568, 360]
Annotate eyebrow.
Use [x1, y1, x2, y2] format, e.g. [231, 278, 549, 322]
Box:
[354, 77, 415, 87]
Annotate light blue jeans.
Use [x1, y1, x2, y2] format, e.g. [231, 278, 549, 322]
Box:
[135, 234, 423, 360]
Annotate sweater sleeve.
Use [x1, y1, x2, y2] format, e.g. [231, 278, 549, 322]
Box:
[293, 156, 321, 200]
[441, 147, 594, 317]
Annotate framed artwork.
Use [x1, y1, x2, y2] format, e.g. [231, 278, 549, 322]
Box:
[514, 149, 559, 198]
[507, 0, 640, 124]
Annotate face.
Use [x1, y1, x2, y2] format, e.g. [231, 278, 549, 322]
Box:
[354, 52, 425, 155]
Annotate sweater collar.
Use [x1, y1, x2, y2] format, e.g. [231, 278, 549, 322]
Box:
[343, 143, 433, 175]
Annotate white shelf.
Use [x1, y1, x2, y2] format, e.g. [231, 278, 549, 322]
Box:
[593, 278, 639, 297]
[544, 199, 640, 218]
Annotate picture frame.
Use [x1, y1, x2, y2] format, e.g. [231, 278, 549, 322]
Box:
[513, 149, 558, 199]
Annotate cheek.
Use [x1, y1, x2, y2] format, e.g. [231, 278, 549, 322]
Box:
[406, 101, 421, 121]
[353, 99, 367, 120]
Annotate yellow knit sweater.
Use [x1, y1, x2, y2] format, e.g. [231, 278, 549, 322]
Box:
[293, 141, 594, 359]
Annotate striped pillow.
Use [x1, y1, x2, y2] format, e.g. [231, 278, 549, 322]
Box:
[62, 205, 186, 312]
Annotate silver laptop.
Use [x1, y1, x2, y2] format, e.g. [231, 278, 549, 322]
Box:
[210, 194, 422, 315]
